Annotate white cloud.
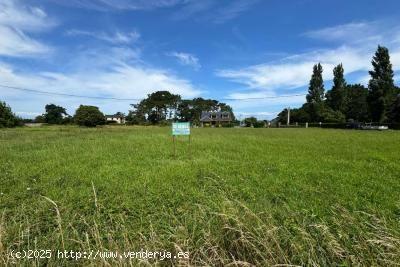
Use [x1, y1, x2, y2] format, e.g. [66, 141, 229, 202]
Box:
[213, 0, 259, 24]
[0, 0, 55, 31]
[15, 111, 42, 117]
[167, 52, 201, 70]
[217, 22, 400, 91]
[235, 111, 277, 120]
[216, 21, 400, 118]
[0, 26, 51, 57]
[0, 47, 201, 116]
[0, 0, 54, 57]
[0, 1, 202, 117]
[66, 29, 140, 44]
[171, 0, 259, 23]
[303, 22, 379, 43]
[48, 0, 185, 11]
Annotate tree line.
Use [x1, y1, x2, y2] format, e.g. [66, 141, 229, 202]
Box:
[0, 93, 234, 127]
[277, 46, 400, 125]
[126, 90, 234, 125]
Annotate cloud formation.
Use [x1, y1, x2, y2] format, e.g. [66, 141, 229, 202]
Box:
[66, 29, 140, 44]
[46, 0, 184, 11]
[214, 20, 400, 118]
[1, 47, 201, 115]
[167, 52, 201, 70]
[171, 0, 259, 23]
[217, 21, 400, 97]
[0, 0, 54, 57]
[0, 1, 201, 116]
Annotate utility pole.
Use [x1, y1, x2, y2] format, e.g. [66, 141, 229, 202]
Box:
[287, 107, 290, 126]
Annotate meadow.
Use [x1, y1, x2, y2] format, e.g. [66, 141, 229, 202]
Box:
[0, 126, 399, 266]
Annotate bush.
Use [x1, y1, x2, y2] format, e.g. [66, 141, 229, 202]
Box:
[74, 105, 105, 127]
[253, 121, 266, 128]
[222, 122, 236, 128]
[0, 101, 21, 128]
[159, 120, 172, 127]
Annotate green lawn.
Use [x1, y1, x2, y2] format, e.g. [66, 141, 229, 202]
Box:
[1, 126, 400, 266]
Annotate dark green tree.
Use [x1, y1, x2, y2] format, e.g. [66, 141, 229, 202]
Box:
[305, 63, 326, 122]
[34, 115, 45, 123]
[0, 101, 20, 127]
[277, 107, 310, 124]
[345, 84, 369, 122]
[367, 45, 396, 122]
[326, 63, 347, 112]
[306, 63, 325, 104]
[244, 117, 258, 127]
[128, 91, 181, 124]
[177, 100, 194, 122]
[44, 104, 67, 124]
[74, 105, 105, 127]
[389, 93, 400, 123]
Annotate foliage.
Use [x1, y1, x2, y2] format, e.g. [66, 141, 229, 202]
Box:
[243, 117, 257, 127]
[345, 84, 369, 122]
[306, 63, 325, 104]
[367, 45, 396, 123]
[275, 46, 399, 125]
[326, 64, 347, 112]
[319, 106, 345, 123]
[44, 104, 68, 124]
[277, 107, 311, 124]
[34, 115, 45, 123]
[127, 92, 234, 125]
[389, 93, 400, 123]
[127, 91, 180, 124]
[0, 101, 21, 127]
[1, 127, 400, 265]
[73, 105, 105, 127]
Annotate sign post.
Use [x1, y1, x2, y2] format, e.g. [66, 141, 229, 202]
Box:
[172, 122, 191, 159]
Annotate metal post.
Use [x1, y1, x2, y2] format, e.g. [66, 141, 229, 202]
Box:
[287, 107, 290, 126]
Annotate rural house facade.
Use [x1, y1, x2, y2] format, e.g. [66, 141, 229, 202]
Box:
[200, 111, 232, 127]
[105, 114, 125, 124]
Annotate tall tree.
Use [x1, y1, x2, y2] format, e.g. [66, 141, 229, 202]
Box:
[326, 63, 346, 112]
[367, 45, 395, 122]
[44, 104, 67, 124]
[389, 93, 400, 124]
[305, 63, 325, 122]
[306, 63, 325, 104]
[345, 84, 369, 122]
[128, 91, 181, 124]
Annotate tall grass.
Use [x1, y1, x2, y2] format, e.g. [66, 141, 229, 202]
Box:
[1, 126, 400, 265]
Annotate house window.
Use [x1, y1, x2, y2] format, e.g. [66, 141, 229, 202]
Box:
[211, 114, 217, 119]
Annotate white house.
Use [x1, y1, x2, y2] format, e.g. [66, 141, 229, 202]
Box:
[105, 114, 126, 124]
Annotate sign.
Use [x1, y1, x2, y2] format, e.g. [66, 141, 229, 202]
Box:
[172, 122, 190, 136]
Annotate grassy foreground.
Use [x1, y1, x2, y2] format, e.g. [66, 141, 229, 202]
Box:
[0, 126, 400, 266]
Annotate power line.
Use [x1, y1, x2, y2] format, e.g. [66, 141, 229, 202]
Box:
[222, 94, 306, 101]
[0, 83, 307, 101]
[0, 84, 142, 101]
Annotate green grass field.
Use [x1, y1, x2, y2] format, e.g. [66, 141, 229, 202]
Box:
[1, 126, 400, 266]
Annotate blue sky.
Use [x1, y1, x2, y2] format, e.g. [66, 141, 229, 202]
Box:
[1, 0, 400, 119]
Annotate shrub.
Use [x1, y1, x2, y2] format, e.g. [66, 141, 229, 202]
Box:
[73, 105, 105, 127]
[0, 101, 21, 128]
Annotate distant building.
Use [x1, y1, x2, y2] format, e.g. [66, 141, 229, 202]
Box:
[105, 114, 125, 124]
[200, 111, 232, 127]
